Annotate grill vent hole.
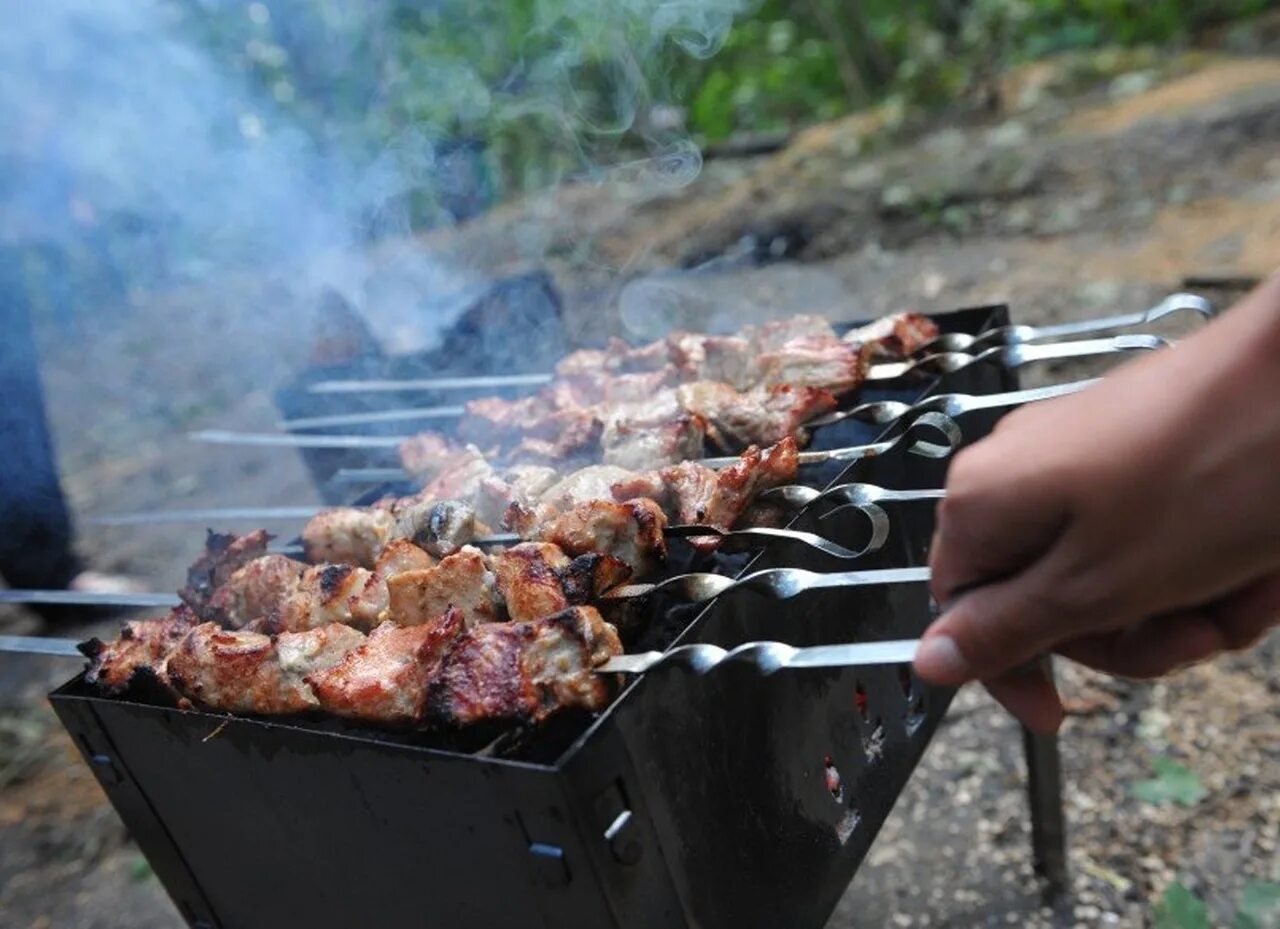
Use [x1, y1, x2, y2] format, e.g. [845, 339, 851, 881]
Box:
[823, 755, 845, 803]
[854, 682, 869, 720]
[862, 719, 886, 761]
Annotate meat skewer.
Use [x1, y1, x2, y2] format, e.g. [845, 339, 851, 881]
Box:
[197, 334, 1159, 461]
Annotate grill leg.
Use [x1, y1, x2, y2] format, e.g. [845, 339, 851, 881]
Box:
[1023, 723, 1068, 898]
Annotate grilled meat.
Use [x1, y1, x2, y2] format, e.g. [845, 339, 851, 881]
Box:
[843, 311, 939, 358]
[531, 498, 668, 576]
[384, 545, 499, 629]
[302, 507, 395, 570]
[475, 465, 559, 527]
[493, 543, 631, 622]
[83, 607, 199, 696]
[426, 606, 622, 727]
[166, 621, 366, 715]
[271, 564, 390, 633]
[396, 432, 458, 483]
[205, 554, 307, 628]
[676, 381, 837, 450]
[307, 610, 465, 725]
[659, 437, 798, 534]
[756, 336, 869, 394]
[374, 539, 438, 576]
[180, 529, 272, 617]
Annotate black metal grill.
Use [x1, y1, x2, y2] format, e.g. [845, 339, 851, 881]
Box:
[49, 304, 1056, 929]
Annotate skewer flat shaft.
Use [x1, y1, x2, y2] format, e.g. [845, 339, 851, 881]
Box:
[0, 590, 180, 608]
[0, 635, 84, 658]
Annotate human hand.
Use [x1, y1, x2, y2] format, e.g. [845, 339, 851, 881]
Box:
[914, 275, 1280, 732]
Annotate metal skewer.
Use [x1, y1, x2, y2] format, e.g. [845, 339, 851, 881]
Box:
[598, 638, 920, 674]
[0, 631, 924, 675]
[917, 292, 1211, 354]
[0, 590, 180, 608]
[762, 481, 945, 511]
[304, 297, 1207, 397]
[603, 564, 930, 604]
[199, 335, 1156, 450]
[808, 377, 1096, 428]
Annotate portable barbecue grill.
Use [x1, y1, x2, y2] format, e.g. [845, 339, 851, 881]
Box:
[49, 304, 1070, 929]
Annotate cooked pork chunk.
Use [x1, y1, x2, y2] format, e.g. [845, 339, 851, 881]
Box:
[205, 554, 307, 628]
[531, 498, 668, 575]
[676, 381, 837, 450]
[658, 438, 799, 544]
[843, 311, 940, 358]
[426, 606, 622, 727]
[302, 507, 395, 570]
[272, 564, 389, 633]
[383, 546, 498, 628]
[179, 529, 272, 617]
[83, 608, 199, 696]
[755, 336, 868, 394]
[167, 622, 365, 715]
[396, 432, 457, 482]
[374, 539, 438, 576]
[493, 543, 631, 622]
[745, 315, 838, 352]
[308, 610, 465, 725]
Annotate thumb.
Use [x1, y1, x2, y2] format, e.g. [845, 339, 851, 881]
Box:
[914, 559, 1089, 685]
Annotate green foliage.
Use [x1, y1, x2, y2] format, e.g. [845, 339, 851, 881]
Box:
[168, 0, 1276, 223]
[1154, 883, 1212, 929]
[1131, 757, 1208, 807]
[1235, 881, 1280, 929]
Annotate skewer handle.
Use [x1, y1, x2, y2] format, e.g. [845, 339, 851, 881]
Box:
[598, 638, 920, 674]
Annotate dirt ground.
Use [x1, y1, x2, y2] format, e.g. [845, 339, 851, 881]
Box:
[2, 47, 1279, 929]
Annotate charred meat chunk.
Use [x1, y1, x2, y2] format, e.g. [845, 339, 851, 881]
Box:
[427, 606, 622, 727]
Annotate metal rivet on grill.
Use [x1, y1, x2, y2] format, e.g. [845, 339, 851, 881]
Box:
[528, 842, 571, 887]
[604, 809, 642, 866]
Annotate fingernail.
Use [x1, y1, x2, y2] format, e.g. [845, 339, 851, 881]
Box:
[914, 635, 972, 684]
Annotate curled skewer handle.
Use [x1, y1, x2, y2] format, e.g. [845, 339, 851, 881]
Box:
[808, 377, 1097, 429]
[871, 333, 1166, 382]
[665, 517, 890, 561]
[1020, 293, 1212, 343]
[787, 412, 963, 468]
[603, 565, 930, 605]
[598, 638, 921, 675]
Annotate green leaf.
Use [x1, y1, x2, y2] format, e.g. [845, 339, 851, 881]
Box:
[1131, 757, 1208, 807]
[1235, 881, 1280, 929]
[1153, 883, 1211, 929]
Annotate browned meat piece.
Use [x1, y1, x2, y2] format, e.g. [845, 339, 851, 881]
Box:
[167, 622, 365, 715]
[493, 543, 572, 622]
[745, 315, 837, 352]
[474, 466, 559, 527]
[530, 465, 637, 517]
[396, 432, 457, 482]
[533, 498, 668, 575]
[554, 337, 668, 377]
[415, 445, 496, 500]
[666, 332, 755, 388]
[608, 469, 670, 507]
[755, 336, 868, 394]
[601, 413, 706, 470]
[509, 408, 603, 462]
[302, 507, 395, 568]
[659, 438, 798, 545]
[272, 564, 389, 632]
[83, 607, 199, 696]
[179, 529, 271, 617]
[843, 311, 939, 358]
[546, 367, 677, 409]
[458, 395, 551, 447]
[426, 606, 622, 727]
[308, 610, 465, 725]
[392, 498, 484, 558]
[374, 539, 437, 576]
[205, 554, 307, 628]
[384, 546, 498, 628]
[492, 543, 631, 622]
[677, 381, 837, 450]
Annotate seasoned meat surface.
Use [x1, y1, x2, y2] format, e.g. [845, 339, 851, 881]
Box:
[83, 608, 199, 696]
[396, 432, 456, 482]
[272, 564, 389, 632]
[393, 498, 483, 558]
[843, 311, 940, 358]
[534, 498, 668, 575]
[384, 545, 498, 628]
[180, 529, 272, 617]
[427, 606, 621, 727]
[206, 554, 306, 627]
[373, 539, 437, 577]
[746, 315, 837, 352]
[601, 413, 706, 470]
[167, 622, 364, 715]
[492, 543, 631, 622]
[302, 507, 395, 569]
[308, 610, 465, 725]
[755, 336, 868, 394]
[677, 381, 836, 450]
